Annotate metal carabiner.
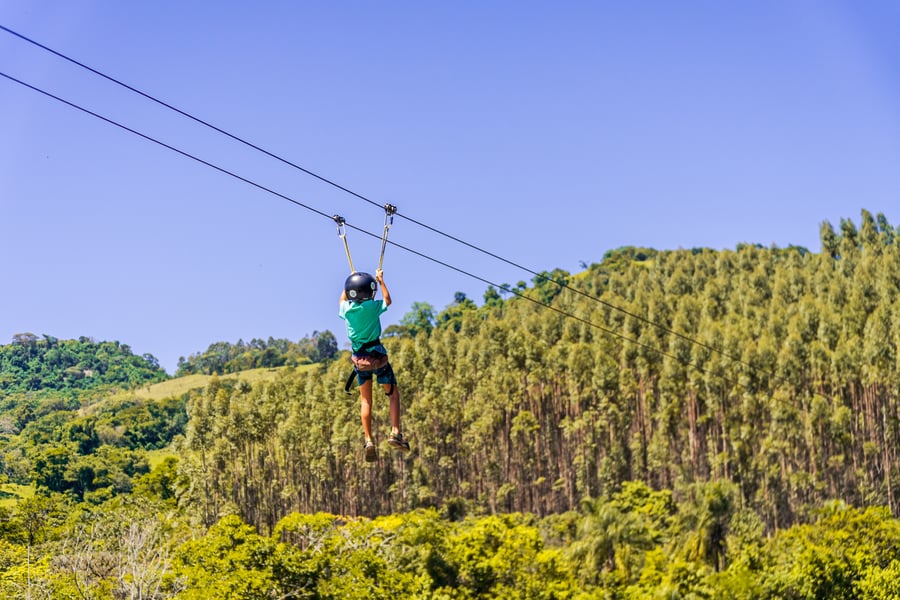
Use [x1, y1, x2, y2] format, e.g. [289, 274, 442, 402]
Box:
[333, 215, 355, 273]
[378, 204, 397, 271]
[333, 214, 347, 237]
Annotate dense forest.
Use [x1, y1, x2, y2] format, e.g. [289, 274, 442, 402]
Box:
[2, 209, 900, 597]
[181, 209, 900, 531]
[0, 334, 167, 394]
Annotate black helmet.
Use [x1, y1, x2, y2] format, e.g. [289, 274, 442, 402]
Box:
[344, 272, 377, 302]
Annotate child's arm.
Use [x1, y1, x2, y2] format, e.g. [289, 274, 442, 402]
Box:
[340, 290, 348, 305]
[376, 269, 392, 307]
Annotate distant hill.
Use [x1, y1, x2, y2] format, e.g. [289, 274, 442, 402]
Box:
[174, 331, 338, 376]
[0, 334, 167, 395]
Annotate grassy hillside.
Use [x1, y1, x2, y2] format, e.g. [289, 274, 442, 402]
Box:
[129, 365, 313, 401]
[0, 482, 33, 509]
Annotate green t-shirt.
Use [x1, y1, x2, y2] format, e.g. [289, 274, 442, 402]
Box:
[339, 299, 388, 352]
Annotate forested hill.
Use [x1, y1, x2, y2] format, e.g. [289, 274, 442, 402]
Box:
[0, 334, 167, 394]
[183, 209, 900, 533]
[0, 330, 341, 396]
[174, 331, 338, 376]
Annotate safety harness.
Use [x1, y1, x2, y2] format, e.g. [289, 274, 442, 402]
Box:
[343, 338, 395, 396]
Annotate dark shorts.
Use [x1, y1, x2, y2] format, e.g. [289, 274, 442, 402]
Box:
[355, 359, 397, 386]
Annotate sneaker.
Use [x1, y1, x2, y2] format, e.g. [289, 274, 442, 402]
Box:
[364, 440, 377, 462]
[388, 432, 410, 452]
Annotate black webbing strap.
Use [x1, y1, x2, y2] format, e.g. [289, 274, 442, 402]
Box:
[344, 369, 357, 394]
[384, 365, 395, 397]
[356, 338, 382, 353]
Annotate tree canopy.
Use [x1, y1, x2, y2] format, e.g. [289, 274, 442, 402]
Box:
[0, 335, 166, 394]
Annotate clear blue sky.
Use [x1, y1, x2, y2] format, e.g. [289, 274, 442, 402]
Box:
[3, 1, 900, 374]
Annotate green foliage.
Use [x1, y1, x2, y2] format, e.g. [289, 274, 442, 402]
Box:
[0, 495, 190, 599]
[32, 443, 149, 500]
[600, 246, 658, 272]
[677, 480, 739, 571]
[568, 483, 675, 589]
[0, 334, 166, 394]
[175, 514, 277, 599]
[391, 300, 437, 337]
[531, 269, 571, 304]
[760, 503, 900, 599]
[172, 510, 580, 599]
[106, 396, 188, 449]
[483, 285, 504, 308]
[174, 331, 337, 376]
[133, 456, 181, 503]
[164, 503, 900, 598]
[437, 292, 478, 333]
[1, 492, 900, 598]
[857, 559, 900, 600]
[2, 389, 187, 501]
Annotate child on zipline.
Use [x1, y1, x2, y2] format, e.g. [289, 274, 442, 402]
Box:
[339, 268, 410, 462]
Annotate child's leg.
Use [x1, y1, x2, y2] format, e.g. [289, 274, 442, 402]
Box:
[382, 383, 400, 434]
[360, 379, 374, 441]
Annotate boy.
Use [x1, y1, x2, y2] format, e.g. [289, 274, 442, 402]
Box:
[339, 268, 410, 462]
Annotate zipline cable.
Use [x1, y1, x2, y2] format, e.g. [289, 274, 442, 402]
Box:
[0, 24, 382, 212]
[0, 69, 730, 385]
[0, 23, 753, 374]
[0, 71, 334, 222]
